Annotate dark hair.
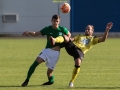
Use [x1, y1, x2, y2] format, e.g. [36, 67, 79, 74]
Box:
[90, 25, 94, 31]
[52, 15, 60, 20]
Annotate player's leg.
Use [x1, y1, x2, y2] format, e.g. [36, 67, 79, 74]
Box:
[69, 58, 82, 87]
[21, 57, 44, 87]
[42, 68, 54, 85]
[42, 48, 60, 85]
[65, 45, 84, 87]
[49, 35, 70, 45]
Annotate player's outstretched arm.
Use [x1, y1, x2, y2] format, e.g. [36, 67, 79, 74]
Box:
[98, 22, 113, 43]
[22, 31, 41, 37]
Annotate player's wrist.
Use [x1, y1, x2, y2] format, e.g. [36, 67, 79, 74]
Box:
[105, 28, 110, 32]
[27, 31, 30, 34]
[28, 31, 34, 35]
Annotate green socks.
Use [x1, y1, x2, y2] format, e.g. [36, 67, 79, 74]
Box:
[48, 76, 54, 83]
[26, 60, 39, 80]
[25, 60, 54, 83]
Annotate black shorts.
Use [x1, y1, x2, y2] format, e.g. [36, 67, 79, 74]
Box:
[64, 40, 84, 60]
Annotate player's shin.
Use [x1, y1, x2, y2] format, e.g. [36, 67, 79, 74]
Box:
[22, 60, 39, 87]
[70, 65, 80, 83]
[26, 60, 39, 80]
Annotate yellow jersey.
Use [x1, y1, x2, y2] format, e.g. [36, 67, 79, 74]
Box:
[73, 34, 99, 54]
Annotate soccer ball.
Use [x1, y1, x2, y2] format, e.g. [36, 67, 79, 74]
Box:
[60, 3, 71, 13]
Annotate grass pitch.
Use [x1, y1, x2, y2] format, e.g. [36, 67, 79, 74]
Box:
[0, 37, 120, 90]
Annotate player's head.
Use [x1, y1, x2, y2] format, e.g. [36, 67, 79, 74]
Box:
[85, 25, 94, 36]
[51, 15, 60, 29]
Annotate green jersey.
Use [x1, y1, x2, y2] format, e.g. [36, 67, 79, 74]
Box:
[40, 25, 69, 48]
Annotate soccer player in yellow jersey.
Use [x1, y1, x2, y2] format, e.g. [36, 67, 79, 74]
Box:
[49, 22, 113, 87]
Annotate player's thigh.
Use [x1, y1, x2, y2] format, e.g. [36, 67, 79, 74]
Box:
[46, 51, 60, 70]
[63, 35, 70, 42]
[36, 57, 45, 64]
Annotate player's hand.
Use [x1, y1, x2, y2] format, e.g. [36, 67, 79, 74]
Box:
[106, 22, 113, 30]
[22, 31, 30, 37]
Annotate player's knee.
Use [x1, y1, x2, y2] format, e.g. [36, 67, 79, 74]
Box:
[63, 35, 70, 42]
[75, 65, 80, 68]
[75, 58, 82, 66]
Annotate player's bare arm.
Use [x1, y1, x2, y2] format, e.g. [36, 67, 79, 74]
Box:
[70, 37, 74, 41]
[67, 31, 71, 38]
[63, 31, 71, 42]
[98, 22, 113, 42]
[22, 31, 41, 37]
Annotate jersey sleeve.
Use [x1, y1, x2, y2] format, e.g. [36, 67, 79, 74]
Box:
[60, 26, 69, 35]
[40, 26, 49, 36]
[93, 36, 99, 45]
[63, 27, 69, 35]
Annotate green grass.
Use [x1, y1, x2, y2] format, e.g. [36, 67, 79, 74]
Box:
[0, 37, 120, 90]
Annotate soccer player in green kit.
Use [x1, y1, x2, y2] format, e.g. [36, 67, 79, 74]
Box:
[21, 14, 71, 87]
[49, 22, 113, 87]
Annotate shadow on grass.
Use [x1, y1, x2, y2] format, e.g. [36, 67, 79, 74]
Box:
[57, 86, 120, 89]
[1, 85, 120, 89]
[0, 86, 22, 87]
[0, 85, 42, 87]
[0, 84, 58, 88]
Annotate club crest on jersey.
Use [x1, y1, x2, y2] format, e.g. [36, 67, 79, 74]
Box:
[59, 32, 62, 35]
[81, 38, 90, 45]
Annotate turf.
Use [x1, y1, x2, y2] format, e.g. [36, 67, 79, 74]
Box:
[0, 37, 120, 90]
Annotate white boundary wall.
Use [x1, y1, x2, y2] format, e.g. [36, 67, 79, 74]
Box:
[0, 0, 70, 35]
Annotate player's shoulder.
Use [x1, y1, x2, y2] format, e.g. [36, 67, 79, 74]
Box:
[74, 34, 82, 38]
[77, 34, 84, 37]
[59, 26, 68, 30]
[41, 25, 52, 31]
[45, 25, 52, 28]
[93, 36, 98, 38]
[40, 25, 52, 32]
